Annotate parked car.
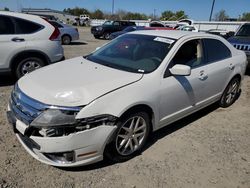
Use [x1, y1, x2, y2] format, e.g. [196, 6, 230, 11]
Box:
[0, 11, 64, 78]
[91, 20, 136, 40]
[177, 25, 198, 32]
[110, 26, 175, 39]
[207, 29, 235, 39]
[7, 30, 247, 167]
[110, 26, 145, 39]
[228, 23, 250, 68]
[49, 20, 79, 45]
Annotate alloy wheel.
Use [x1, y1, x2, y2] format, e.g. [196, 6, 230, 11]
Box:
[115, 116, 147, 156]
[21, 61, 42, 75]
[225, 79, 239, 104]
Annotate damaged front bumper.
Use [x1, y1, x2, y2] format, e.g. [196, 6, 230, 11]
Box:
[7, 110, 117, 167]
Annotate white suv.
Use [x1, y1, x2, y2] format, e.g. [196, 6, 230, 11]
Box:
[0, 11, 64, 78]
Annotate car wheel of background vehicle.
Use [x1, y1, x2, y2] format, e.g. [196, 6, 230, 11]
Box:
[219, 77, 240, 108]
[94, 35, 100, 39]
[103, 32, 111, 40]
[16, 57, 45, 79]
[105, 111, 151, 162]
[62, 35, 71, 45]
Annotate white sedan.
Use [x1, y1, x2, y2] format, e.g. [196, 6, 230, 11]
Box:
[49, 20, 79, 45]
[7, 30, 247, 167]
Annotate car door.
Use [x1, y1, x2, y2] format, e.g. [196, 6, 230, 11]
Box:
[0, 15, 26, 69]
[158, 39, 210, 127]
[199, 38, 233, 103]
[113, 21, 121, 32]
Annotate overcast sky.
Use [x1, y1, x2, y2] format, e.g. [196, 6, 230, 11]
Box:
[0, 0, 248, 20]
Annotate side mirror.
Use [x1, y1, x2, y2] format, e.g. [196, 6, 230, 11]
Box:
[169, 64, 191, 76]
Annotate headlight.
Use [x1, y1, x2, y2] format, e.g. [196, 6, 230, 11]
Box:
[30, 110, 117, 137]
[96, 26, 103, 31]
[31, 109, 78, 128]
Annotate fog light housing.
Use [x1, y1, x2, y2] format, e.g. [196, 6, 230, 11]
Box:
[44, 151, 75, 164]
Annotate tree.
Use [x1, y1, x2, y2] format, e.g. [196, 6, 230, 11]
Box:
[63, 7, 89, 16]
[175, 11, 188, 20]
[116, 9, 128, 20]
[4, 7, 9, 11]
[214, 10, 229, 21]
[161, 10, 188, 21]
[122, 12, 148, 20]
[241, 12, 250, 21]
[91, 9, 104, 19]
[161, 11, 175, 20]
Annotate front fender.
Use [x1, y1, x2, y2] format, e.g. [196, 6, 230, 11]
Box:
[76, 80, 159, 129]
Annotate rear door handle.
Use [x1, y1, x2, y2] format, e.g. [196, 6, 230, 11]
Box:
[12, 37, 25, 42]
[198, 70, 208, 80]
[229, 63, 235, 70]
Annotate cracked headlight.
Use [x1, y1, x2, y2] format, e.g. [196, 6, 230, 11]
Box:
[30, 110, 117, 137]
[30, 109, 79, 128]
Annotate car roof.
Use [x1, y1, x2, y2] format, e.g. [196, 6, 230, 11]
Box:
[0, 11, 40, 20]
[129, 30, 213, 40]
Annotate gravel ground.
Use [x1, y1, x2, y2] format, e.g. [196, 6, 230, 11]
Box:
[0, 28, 249, 188]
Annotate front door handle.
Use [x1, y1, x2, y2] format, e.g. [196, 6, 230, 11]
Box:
[198, 70, 208, 80]
[229, 63, 235, 70]
[12, 37, 25, 42]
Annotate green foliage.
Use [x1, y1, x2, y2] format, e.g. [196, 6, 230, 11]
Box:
[91, 9, 104, 19]
[214, 10, 229, 21]
[2, 7, 10, 11]
[161, 10, 188, 21]
[241, 12, 250, 21]
[63, 7, 89, 16]
[123, 12, 148, 20]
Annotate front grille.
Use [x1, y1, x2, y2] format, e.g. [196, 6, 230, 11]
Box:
[9, 85, 48, 125]
[233, 43, 250, 52]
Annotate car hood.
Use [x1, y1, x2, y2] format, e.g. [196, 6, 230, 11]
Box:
[18, 57, 143, 107]
[228, 36, 250, 44]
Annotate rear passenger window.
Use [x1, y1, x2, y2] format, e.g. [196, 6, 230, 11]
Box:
[203, 39, 231, 63]
[114, 22, 120, 26]
[0, 16, 15, 34]
[14, 18, 42, 34]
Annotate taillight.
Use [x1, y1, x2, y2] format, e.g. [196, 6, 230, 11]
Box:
[42, 17, 60, 41]
[49, 27, 60, 41]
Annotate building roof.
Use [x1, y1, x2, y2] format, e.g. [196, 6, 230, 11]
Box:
[22, 8, 73, 16]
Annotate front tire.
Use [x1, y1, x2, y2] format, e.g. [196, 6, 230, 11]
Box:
[15, 57, 45, 79]
[219, 77, 240, 108]
[94, 35, 100, 39]
[103, 32, 111, 40]
[105, 111, 151, 162]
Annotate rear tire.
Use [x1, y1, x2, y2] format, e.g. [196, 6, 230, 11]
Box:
[62, 35, 71, 45]
[105, 111, 151, 163]
[219, 77, 240, 108]
[15, 57, 45, 79]
[94, 35, 100, 39]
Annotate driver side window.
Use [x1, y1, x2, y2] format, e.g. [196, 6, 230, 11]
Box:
[164, 39, 204, 77]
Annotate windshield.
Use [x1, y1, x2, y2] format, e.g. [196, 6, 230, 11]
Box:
[236, 24, 250, 37]
[103, 21, 113, 26]
[86, 34, 175, 73]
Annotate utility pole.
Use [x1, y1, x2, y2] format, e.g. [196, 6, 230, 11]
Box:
[112, 0, 115, 15]
[209, 0, 216, 21]
[153, 9, 156, 20]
